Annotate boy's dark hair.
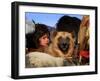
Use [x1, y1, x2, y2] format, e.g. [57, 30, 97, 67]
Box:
[33, 24, 50, 48]
[26, 24, 50, 49]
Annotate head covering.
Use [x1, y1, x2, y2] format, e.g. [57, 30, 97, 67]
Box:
[56, 15, 81, 33]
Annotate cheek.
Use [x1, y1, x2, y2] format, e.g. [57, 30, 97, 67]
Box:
[40, 39, 48, 45]
[40, 39, 44, 43]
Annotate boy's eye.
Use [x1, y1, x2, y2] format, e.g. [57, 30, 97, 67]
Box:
[43, 37, 46, 39]
[42, 35, 49, 39]
[43, 36, 48, 39]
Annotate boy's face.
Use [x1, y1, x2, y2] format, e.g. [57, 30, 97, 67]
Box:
[39, 34, 49, 47]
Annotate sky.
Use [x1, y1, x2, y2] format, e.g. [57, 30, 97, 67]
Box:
[25, 12, 83, 27]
